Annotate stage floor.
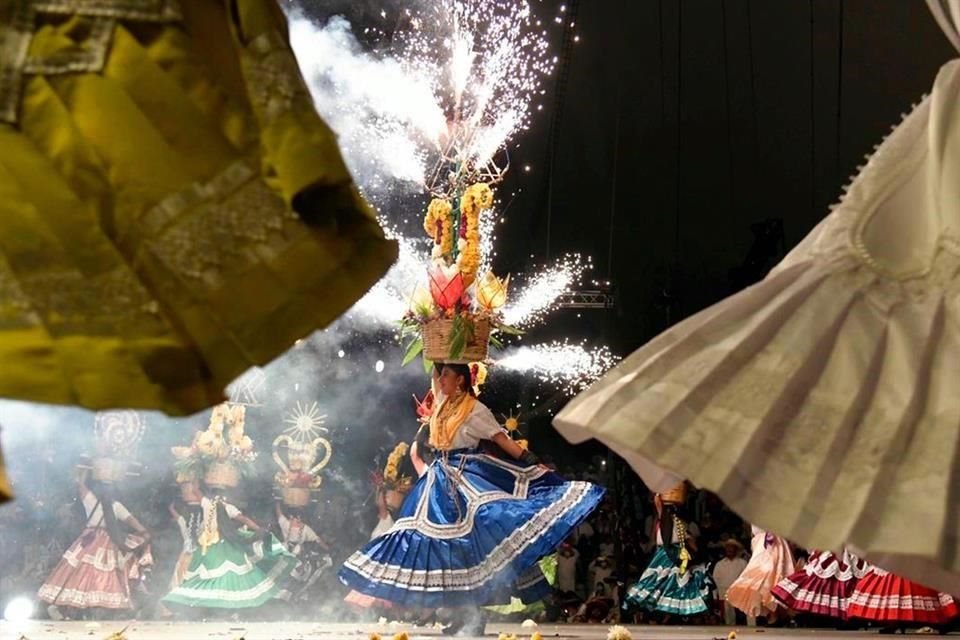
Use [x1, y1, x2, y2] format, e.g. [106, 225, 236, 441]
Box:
[0, 622, 941, 640]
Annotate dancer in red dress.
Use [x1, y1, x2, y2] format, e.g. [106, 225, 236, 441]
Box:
[37, 468, 152, 618]
[772, 549, 869, 620]
[848, 567, 958, 630]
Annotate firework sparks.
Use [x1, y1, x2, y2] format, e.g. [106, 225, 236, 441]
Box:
[501, 255, 589, 327]
[496, 342, 620, 394]
[285, 2, 617, 393]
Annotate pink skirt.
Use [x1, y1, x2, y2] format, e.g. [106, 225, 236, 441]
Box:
[37, 528, 151, 610]
[727, 534, 796, 617]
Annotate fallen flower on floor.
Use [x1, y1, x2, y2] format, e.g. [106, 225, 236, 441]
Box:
[607, 626, 632, 640]
[104, 625, 129, 640]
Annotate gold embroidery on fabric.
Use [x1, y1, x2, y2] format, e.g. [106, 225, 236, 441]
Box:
[0, 2, 35, 124]
[22, 17, 115, 75]
[31, 0, 181, 21]
[142, 159, 298, 283]
[18, 268, 161, 332]
[0, 0, 182, 124]
[0, 257, 41, 328]
[240, 30, 313, 122]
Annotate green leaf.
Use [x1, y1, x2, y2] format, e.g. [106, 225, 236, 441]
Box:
[489, 334, 504, 351]
[497, 323, 525, 336]
[449, 315, 467, 360]
[422, 355, 434, 374]
[401, 337, 424, 367]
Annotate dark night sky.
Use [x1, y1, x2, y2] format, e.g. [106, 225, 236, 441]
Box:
[494, 0, 956, 358]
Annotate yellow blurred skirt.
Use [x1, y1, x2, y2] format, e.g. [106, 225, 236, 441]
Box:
[0, 1, 397, 422]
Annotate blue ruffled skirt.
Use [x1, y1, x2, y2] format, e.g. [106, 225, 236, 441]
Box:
[339, 449, 605, 607]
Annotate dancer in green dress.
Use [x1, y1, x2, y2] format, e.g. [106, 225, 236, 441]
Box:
[162, 494, 294, 612]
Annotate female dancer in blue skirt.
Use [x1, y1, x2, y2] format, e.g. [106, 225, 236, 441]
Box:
[339, 363, 605, 634]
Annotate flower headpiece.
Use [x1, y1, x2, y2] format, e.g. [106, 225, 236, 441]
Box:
[470, 362, 488, 396]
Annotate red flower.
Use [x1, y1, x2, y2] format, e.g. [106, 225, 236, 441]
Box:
[414, 389, 435, 419]
[429, 264, 465, 310]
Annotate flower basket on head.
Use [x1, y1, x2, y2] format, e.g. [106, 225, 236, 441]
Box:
[281, 486, 311, 508]
[205, 460, 240, 489]
[92, 457, 127, 484]
[399, 183, 519, 370]
[179, 479, 202, 503]
[423, 316, 490, 363]
[173, 402, 257, 491]
[660, 481, 688, 505]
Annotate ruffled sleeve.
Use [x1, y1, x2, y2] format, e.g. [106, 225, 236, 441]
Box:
[463, 401, 506, 442]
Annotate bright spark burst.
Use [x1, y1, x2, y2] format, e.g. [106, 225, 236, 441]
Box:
[501, 255, 589, 327]
[286, 2, 617, 392]
[496, 342, 620, 394]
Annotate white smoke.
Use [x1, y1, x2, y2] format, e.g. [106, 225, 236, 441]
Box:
[288, 13, 446, 193]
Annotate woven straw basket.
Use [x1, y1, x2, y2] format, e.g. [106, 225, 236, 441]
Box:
[660, 481, 688, 505]
[92, 457, 126, 484]
[423, 317, 490, 363]
[179, 479, 201, 503]
[205, 461, 240, 488]
[281, 486, 311, 507]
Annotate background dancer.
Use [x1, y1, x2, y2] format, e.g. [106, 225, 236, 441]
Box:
[161, 489, 294, 614]
[623, 484, 712, 622]
[848, 566, 959, 633]
[38, 467, 152, 619]
[274, 502, 332, 604]
[726, 526, 796, 626]
[772, 548, 869, 624]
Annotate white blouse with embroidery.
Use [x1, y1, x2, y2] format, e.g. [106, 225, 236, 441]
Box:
[433, 390, 506, 449]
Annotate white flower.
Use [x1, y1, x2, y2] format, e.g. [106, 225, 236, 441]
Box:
[607, 626, 632, 640]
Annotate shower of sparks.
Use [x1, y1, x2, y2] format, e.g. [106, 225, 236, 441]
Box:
[289, 0, 554, 199]
[285, 1, 617, 391]
[501, 255, 590, 327]
[282, 401, 329, 443]
[496, 342, 620, 394]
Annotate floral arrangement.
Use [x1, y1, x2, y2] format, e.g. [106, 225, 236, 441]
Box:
[413, 389, 435, 424]
[271, 433, 332, 500]
[382, 442, 414, 492]
[401, 182, 519, 367]
[172, 403, 257, 478]
[274, 470, 318, 489]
